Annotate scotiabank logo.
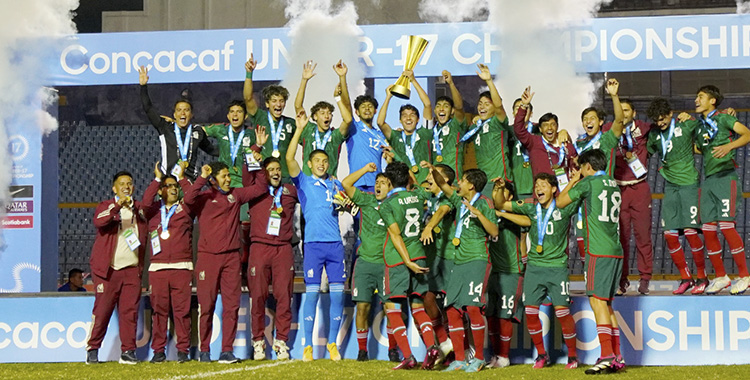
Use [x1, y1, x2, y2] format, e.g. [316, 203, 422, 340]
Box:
[2, 216, 33, 229]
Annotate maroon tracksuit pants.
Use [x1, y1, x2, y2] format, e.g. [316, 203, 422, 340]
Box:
[196, 251, 241, 352]
[248, 242, 295, 342]
[619, 181, 654, 282]
[87, 266, 140, 351]
[149, 269, 193, 353]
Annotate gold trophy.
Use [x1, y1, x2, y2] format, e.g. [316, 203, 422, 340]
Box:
[390, 35, 429, 99]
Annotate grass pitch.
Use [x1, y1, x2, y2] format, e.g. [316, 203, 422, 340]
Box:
[0, 360, 747, 380]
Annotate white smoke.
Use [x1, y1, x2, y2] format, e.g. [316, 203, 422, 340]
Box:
[0, 0, 78, 210]
[420, 0, 611, 135]
[738, 0, 750, 14]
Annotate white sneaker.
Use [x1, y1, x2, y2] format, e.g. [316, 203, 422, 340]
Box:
[273, 339, 290, 360]
[706, 275, 731, 294]
[253, 340, 266, 361]
[730, 276, 750, 295]
[495, 356, 510, 368]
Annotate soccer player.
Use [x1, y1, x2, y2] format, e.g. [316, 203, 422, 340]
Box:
[86, 171, 148, 365]
[244, 155, 299, 361]
[377, 70, 434, 184]
[484, 179, 525, 368]
[556, 149, 624, 374]
[342, 163, 392, 361]
[463, 64, 512, 195]
[138, 67, 218, 181]
[182, 150, 267, 364]
[603, 98, 654, 295]
[294, 60, 353, 176]
[142, 161, 194, 363]
[346, 89, 387, 192]
[694, 85, 750, 294]
[432, 70, 468, 181]
[508, 98, 535, 200]
[494, 174, 580, 369]
[287, 110, 347, 361]
[244, 55, 297, 182]
[58, 268, 86, 292]
[378, 161, 440, 370]
[645, 98, 708, 294]
[428, 163, 498, 373]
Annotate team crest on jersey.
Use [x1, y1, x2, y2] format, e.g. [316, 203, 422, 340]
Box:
[593, 141, 601, 149]
[307, 269, 314, 278]
[442, 125, 450, 135]
[483, 124, 490, 133]
[553, 209, 562, 221]
[227, 194, 236, 203]
[285, 123, 293, 133]
[176, 204, 183, 214]
[199, 271, 205, 280]
[192, 131, 200, 139]
[97, 283, 104, 293]
[243, 136, 252, 146]
[222, 136, 229, 140]
[250, 267, 256, 276]
[674, 127, 683, 137]
[282, 186, 290, 195]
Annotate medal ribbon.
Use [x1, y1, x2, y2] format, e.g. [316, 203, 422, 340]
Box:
[174, 124, 193, 161]
[269, 185, 283, 210]
[314, 126, 333, 150]
[574, 131, 602, 154]
[228, 126, 245, 166]
[659, 118, 676, 162]
[536, 200, 556, 250]
[160, 201, 178, 235]
[542, 138, 566, 167]
[700, 109, 719, 141]
[267, 112, 284, 153]
[454, 192, 480, 239]
[459, 118, 486, 143]
[387, 187, 407, 198]
[401, 130, 418, 167]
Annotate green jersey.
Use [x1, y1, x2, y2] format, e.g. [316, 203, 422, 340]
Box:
[513, 201, 577, 267]
[424, 191, 456, 261]
[575, 129, 619, 176]
[389, 127, 433, 184]
[299, 121, 346, 176]
[433, 118, 469, 181]
[204, 124, 255, 188]
[249, 109, 296, 179]
[379, 188, 430, 267]
[471, 115, 512, 181]
[567, 174, 623, 258]
[445, 192, 495, 264]
[646, 119, 700, 186]
[509, 136, 534, 196]
[696, 112, 740, 177]
[350, 189, 386, 264]
[489, 216, 524, 274]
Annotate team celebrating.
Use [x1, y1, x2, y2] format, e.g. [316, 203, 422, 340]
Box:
[83, 51, 750, 374]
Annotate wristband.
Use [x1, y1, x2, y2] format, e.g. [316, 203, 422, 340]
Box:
[155, 177, 162, 183]
[246, 71, 253, 79]
[334, 96, 342, 103]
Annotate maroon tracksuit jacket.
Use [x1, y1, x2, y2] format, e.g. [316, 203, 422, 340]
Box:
[87, 198, 148, 352]
[514, 107, 577, 178]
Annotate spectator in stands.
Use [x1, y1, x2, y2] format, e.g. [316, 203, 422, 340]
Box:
[86, 171, 148, 365]
[58, 268, 86, 292]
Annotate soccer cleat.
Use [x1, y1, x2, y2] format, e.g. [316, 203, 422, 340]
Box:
[464, 357, 486, 373]
[177, 351, 190, 363]
[253, 340, 266, 361]
[691, 278, 710, 294]
[673, 279, 695, 295]
[486, 355, 498, 368]
[388, 348, 401, 362]
[730, 276, 750, 295]
[443, 360, 467, 371]
[612, 355, 626, 372]
[585, 356, 614, 375]
[199, 351, 211, 363]
[434, 339, 453, 366]
[119, 350, 138, 365]
[494, 355, 510, 368]
[706, 275, 731, 294]
[392, 355, 418, 370]
[357, 349, 369, 362]
[273, 339, 290, 360]
[326, 342, 341, 361]
[532, 353, 550, 369]
[85, 349, 99, 365]
[302, 345, 314, 362]
[566, 356, 579, 369]
[150, 351, 166, 364]
[638, 279, 650, 295]
[421, 345, 440, 370]
[218, 351, 240, 364]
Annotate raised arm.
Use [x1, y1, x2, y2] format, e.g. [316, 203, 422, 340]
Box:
[285, 110, 306, 178]
[497, 211, 531, 227]
[713, 121, 750, 158]
[556, 168, 581, 209]
[606, 78, 625, 138]
[138, 66, 165, 129]
[443, 70, 465, 123]
[420, 204, 451, 245]
[513, 86, 535, 147]
[243, 55, 259, 117]
[423, 161, 454, 197]
[183, 165, 211, 208]
[333, 60, 352, 116]
[93, 201, 123, 229]
[491, 179, 514, 212]
[141, 162, 164, 217]
[376, 85, 395, 139]
[408, 70, 432, 121]
[465, 199, 499, 238]
[342, 163, 377, 198]
[294, 60, 316, 115]
[334, 83, 352, 137]
[477, 64, 507, 121]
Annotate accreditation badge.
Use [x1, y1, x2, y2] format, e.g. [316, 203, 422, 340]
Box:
[150, 230, 161, 255]
[267, 210, 281, 236]
[123, 228, 140, 251]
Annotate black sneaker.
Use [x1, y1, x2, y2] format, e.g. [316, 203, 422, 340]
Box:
[218, 351, 240, 364]
[388, 348, 401, 362]
[150, 351, 166, 364]
[357, 349, 369, 361]
[119, 350, 138, 365]
[199, 351, 211, 363]
[585, 356, 614, 375]
[86, 349, 99, 365]
[177, 351, 190, 363]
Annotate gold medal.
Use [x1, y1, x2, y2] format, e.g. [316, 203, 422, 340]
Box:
[523, 162, 530, 168]
[452, 237, 460, 246]
[536, 244, 543, 253]
[272, 150, 280, 158]
[436, 155, 443, 163]
[433, 226, 441, 234]
[276, 206, 283, 214]
[411, 165, 419, 173]
[161, 230, 170, 240]
[233, 166, 238, 172]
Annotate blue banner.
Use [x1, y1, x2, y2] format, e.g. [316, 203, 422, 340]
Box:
[51, 14, 750, 87]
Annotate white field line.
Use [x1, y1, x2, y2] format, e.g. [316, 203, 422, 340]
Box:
[159, 359, 295, 380]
